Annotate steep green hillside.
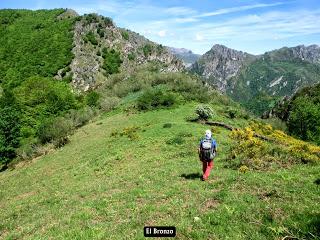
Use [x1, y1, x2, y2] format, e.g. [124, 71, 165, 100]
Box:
[0, 9, 75, 88]
[266, 83, 320, 145]
[0, 9, 184, 168]
[0, 100, 319, 239]
[0, 9, 81, 167]
[227, 57, 320, 115]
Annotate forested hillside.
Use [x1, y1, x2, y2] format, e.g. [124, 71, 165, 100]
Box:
[0, 9, 183, 169]
[0, 9, 78, 169]
[0, 9, 75, 88]
[228, 57, 320, 115]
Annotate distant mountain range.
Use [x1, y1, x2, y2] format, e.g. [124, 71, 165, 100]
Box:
[190, 44, 320, 114]
[2, 8, 319, 116]
[167, 47, 201, 67]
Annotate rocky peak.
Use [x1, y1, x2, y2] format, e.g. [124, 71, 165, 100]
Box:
[191, 44, 255, 92]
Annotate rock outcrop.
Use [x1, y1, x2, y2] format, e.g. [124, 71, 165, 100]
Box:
[190, 44, 255, 92]
[62, 13, 184, 91]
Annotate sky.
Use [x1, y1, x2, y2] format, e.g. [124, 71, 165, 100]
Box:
[1, 0, 320, 55]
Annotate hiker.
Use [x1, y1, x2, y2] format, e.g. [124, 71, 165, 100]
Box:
[198, 129, 217, 181]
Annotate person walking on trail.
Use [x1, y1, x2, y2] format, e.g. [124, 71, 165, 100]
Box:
[198, 130, 217, 181]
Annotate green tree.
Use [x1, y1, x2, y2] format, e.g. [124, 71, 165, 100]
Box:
[0, 89, 21, 165]
[288, 96, 320, 144]
[101, 48, 122, 75]
[85, 91, 100, 107]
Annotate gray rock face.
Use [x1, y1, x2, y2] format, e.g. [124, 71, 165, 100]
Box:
[57, 9, 79, 20]
[266, 44, 320, 64]
[63, 12, 184, 91]
[190, 44, 255, 92]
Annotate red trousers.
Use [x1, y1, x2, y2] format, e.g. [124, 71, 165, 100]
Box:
[202, 160, 214, 180]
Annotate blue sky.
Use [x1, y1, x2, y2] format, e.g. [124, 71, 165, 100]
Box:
[1, 0, 320, 54]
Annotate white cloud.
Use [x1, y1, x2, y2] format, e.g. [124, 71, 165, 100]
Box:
[158, 30, 167, 37]
[196, 2, 287, 18]
[180, 9, 320, 41]
[164, 7, 196, 16]
[174, 17, 199, 23]
[195, 33, 204, 41]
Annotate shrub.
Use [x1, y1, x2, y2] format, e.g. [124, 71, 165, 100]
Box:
[239, 165, 249, 173]
[104, 17, 114, 27]
[163, 123, 172, 128]
[261, 118, 287, 132]
[226, 123, 320, 170]
[15, 137, 55, 161]
[84, 14, 99, 24]
[128, 52, 135, 61]
[100, 97, 120, 112]
[224, 107, 251, 120]
[83, 31, 98, 45]
[195, 105, 214, 120]
[97, 28, 105, 38]
[65, 107, 96, 128]
[157, 44, 164, 54]
[166, 136, 185, 145]
[37, 117, 74, 147]
[101, 48, 122, 75]
[142, 44, 153, 57]
[121, 30, 129, 40]
[111, 126, 140, 140]
[136, 88, 178, 111]
[85, 91, 100, 107]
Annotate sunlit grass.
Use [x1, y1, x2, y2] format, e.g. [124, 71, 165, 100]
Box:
[0, 103, 319, 239]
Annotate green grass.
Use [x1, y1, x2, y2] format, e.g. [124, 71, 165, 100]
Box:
[0, 103, 319, 239]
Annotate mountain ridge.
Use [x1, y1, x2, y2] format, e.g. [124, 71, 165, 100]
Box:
[190, 43, 320, 114]
[191, 44, 257, 91]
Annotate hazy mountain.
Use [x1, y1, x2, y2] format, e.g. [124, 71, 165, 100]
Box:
[167, 47, 201, 67]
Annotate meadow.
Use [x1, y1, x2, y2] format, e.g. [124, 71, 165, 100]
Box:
[1, 102, 319, 239]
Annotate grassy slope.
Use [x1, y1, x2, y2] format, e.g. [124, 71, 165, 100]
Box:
[0, 102, 319, 239]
